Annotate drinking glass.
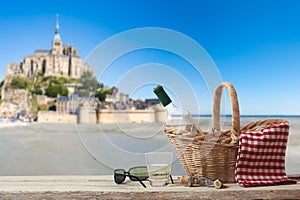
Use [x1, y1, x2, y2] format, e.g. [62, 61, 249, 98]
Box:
[145, 152, 172, 187]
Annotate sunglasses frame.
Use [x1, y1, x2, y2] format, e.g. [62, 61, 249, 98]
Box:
[114, 166, 174, 188]
[114, 166, 148, 188]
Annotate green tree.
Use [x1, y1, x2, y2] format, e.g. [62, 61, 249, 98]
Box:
[77, 71, 99, 96]
[98, 82, 104, 89]
[45, 85, 59, 97]
[45, 85, 69, 97]
[10, 76, 29, 89]
[59, 85, 69, 96]
[31, 87, 43, 95]
[105, 86, 114, 95]
[95, 90, 106, 102]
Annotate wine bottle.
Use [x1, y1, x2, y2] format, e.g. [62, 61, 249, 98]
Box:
[153, 85, 202, 132]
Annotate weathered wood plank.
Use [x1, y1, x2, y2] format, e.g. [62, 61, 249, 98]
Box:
[0, 176, 299, 199]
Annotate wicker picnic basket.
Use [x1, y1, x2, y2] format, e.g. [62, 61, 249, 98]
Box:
[163, 82, 240, 183]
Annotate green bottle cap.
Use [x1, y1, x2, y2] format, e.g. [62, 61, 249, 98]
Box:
[153, 85, 172, 107]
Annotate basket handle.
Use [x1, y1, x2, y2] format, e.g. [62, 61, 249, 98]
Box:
[212, 82, 240, 142]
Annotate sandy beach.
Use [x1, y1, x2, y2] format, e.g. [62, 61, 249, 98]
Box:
[0, 116, 299, 176]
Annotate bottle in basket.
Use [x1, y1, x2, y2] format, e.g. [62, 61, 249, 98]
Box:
[153, 85, 202, 133]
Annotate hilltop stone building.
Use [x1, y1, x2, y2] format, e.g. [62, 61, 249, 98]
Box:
[4, 18, 91, 82]
[0, 17, 91, 116]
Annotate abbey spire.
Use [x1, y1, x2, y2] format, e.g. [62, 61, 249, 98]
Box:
[54, 14, 61, 39]
[52, 14, 63, 54]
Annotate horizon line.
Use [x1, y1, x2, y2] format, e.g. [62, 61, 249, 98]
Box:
[192, 114, 300, 118]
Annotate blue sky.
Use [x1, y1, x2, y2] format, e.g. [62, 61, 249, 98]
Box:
[1, 0, 300, 114]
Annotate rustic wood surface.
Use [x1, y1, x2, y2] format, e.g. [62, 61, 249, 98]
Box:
[0, 176, 299, 199]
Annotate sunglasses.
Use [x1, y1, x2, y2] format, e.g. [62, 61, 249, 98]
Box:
[114, 166, 174, 188]
[114, 166, 148, 188]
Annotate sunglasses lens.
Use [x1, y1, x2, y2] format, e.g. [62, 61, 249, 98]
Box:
[114, 169, 126, 184]
[129, 167, 148, 181]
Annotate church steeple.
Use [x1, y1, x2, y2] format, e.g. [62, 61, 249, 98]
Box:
[56, 14, 59, 32]
[54, 14, 61, 40]
[52, 14, 63, 55]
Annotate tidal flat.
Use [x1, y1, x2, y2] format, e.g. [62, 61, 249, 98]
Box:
[0, 116, 299, 176]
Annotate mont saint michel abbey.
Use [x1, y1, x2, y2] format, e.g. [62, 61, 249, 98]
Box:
[4, 18, 90, 81]
[0, 18, 92, 119]
[1, 18, 163, 123]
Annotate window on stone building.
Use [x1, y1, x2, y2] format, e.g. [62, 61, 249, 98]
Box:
[30, 60, 34, 76]
[42, 60, 46, 75]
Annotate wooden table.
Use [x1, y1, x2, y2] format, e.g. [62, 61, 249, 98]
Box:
[0, 176, 299, 199]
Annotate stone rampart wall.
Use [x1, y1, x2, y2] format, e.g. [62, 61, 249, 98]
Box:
[38, 111, 77, 123]
[98, 109, 165, 124]
[37, 109, 166, 124]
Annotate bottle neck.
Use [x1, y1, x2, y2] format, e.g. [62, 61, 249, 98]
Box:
[165, 102, 190, 116]
[153, 85, 202, 132]
[165, 102, 178, 111]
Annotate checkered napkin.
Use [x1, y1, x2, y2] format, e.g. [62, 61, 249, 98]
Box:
[235, 120, 297, 187]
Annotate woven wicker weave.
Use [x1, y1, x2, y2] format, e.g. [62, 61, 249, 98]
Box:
[163, 82, 240, 183]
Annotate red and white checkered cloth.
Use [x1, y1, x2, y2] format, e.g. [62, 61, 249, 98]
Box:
[235, 120, 297, 187]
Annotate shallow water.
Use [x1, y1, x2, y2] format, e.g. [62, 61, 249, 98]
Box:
[0, 116, 299, 176]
